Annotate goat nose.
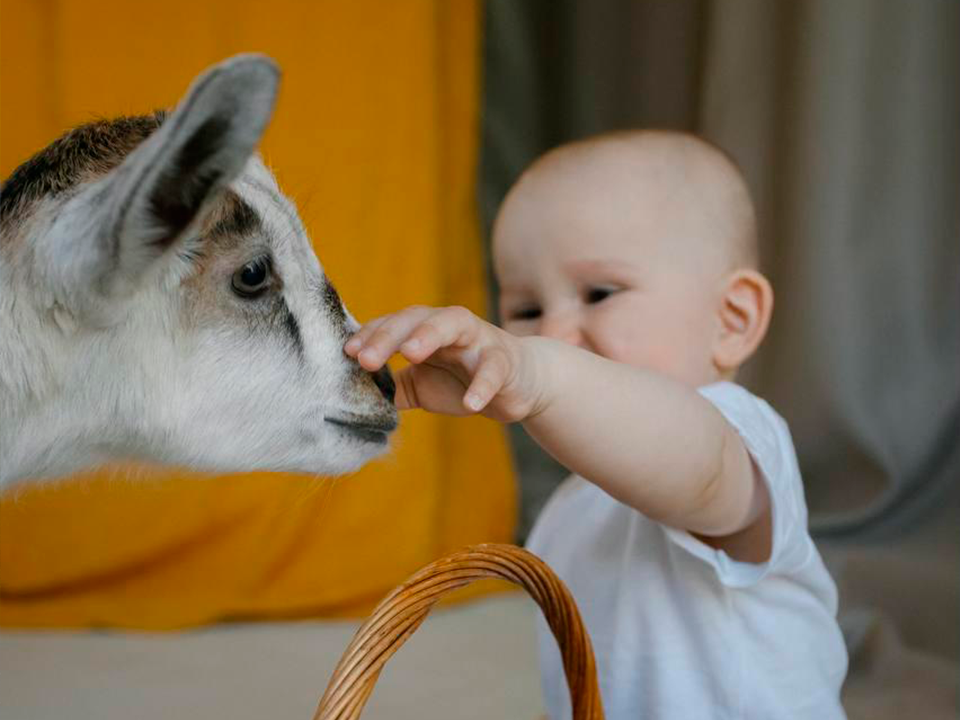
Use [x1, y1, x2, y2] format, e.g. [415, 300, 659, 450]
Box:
[372, 366, 396, 404]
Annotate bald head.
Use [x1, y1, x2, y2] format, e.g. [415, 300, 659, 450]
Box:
[499, 130, 759, 274]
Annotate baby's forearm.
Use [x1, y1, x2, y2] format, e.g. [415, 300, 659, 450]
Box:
[520, 337, 760, 537]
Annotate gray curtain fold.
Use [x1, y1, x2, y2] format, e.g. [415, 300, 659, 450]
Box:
[480, 1, 959, 715]
[701, 0, 960, 537]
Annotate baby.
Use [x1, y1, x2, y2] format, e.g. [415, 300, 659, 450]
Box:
[345, 130, 847, 718]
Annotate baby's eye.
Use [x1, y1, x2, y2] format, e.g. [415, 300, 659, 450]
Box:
[509, 305, 542, 321]
[585, 287, 617, 304]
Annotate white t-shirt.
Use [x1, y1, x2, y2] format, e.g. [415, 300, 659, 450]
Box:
[525, 382, 847, 719]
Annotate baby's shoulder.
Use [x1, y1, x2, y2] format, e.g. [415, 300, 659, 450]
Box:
[698, 382, 795, 455]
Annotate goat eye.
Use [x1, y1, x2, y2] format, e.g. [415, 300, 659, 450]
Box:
[232, 257, 272, 298]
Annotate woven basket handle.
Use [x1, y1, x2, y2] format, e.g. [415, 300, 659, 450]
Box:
[312, 543, 604, 720]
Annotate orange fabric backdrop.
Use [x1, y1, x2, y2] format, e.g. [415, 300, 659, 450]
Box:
[0, 0, 517, 629]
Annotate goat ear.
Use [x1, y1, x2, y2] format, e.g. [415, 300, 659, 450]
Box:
[93, 54, 279, 298]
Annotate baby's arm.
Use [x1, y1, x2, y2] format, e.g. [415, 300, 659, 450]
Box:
[346, 306, 770, 559]
[518, 337, 769, 556]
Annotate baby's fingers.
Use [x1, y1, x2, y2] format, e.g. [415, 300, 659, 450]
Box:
[463, 347, 510, 413]
[344, 316, 389, 357]
[395, 306, 484, 364]
[350, 306, 437, 370]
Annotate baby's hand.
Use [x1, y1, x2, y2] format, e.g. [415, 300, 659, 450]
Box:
[344, 305, 544, 423]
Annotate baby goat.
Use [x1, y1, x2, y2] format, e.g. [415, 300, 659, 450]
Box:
[0, 55, 397, 488]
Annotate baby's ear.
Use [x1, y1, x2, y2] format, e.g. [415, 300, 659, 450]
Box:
[713, 269, 773, 373]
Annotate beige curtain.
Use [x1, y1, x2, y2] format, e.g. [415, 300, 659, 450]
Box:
[702, 0, 960, 533]
[481, 1, 959, 716]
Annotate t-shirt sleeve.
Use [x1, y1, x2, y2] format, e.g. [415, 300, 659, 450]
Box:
[662, 382, 814, 588]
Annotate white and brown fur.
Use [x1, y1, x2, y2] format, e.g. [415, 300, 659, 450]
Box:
[0, 55, 397, 488]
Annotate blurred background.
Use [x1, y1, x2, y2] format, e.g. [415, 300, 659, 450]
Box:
[1, 1, 958, 719]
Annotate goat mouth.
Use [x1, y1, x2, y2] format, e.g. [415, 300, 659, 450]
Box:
[325, 414, 398, 444]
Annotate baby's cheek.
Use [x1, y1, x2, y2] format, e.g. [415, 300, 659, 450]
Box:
[664, 316, 719, 385]
[640, 343, 692, 381]
[598, 312, 707, 384]
[589, 310, 660, 367]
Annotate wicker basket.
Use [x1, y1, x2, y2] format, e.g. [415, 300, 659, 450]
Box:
[313, 543, 604, 720]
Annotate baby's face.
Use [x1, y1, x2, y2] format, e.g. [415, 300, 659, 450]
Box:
[493, 162, 728, 387]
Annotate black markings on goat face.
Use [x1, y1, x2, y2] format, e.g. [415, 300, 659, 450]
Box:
[210, 192, 260, 239]
[280, 297, 304, 355]
[317, 278, 349, 340]
[228, 284, 305, 357]
[180, 194, 352, 361]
